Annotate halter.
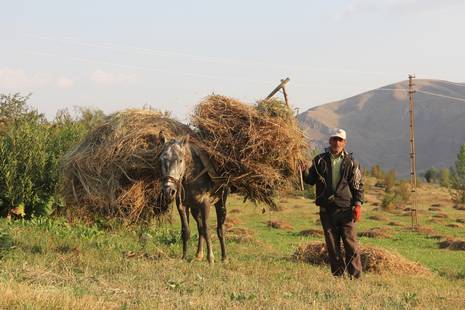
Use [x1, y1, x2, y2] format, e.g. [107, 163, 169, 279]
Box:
[163, 174, 185, 203]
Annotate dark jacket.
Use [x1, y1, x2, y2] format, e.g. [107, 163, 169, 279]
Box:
[303, 151, 364, 209]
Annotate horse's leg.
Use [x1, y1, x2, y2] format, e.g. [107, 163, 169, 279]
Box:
[191, 207, 204, 260]
[200, 200, 214, 264]
[176, 196, 190, 260]
[215, 191, 228, 261]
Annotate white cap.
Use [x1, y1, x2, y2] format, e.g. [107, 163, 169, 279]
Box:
[330, 128, 347, 140]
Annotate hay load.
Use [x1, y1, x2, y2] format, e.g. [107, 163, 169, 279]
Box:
[191, 95, 308, 208]
[293, 242, 430, 275]
[62, 109, 194, 223]
[62, 94, 308, 222]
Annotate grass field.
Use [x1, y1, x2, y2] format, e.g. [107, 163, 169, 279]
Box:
[1, 180, 465, 309]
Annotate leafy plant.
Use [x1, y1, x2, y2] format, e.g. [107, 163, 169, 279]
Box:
[450, 142, 465, 204]
[0, 94, 103, 218]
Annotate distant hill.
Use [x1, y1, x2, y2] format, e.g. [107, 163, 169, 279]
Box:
[297, 79, 465, 176]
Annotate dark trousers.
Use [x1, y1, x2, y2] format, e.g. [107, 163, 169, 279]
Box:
[319, 207, 362, 278]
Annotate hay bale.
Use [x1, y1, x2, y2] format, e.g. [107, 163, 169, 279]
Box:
[190, 95, 308, 208]
[224, 217, 242, 229]
[225, 227, 255, 243]
[432, 213, 449, 219]
[229, 209, 241, 214]
[413, 226, 436, 236]
[453, 204, 465, 211]
[293, 242, 429, 275]
[446, 223, 463, 228]
[358, 227, 392, 239]
[438, 239, 465, 251]
[387, 221, 403, 227]
[368, 214, 388, 221]
[428, 207, 441, 212]
[266, 220, 293, 230]
[456, 218, 465, 224]
[298, 229, 323, 237]
[62, 109, 194, 223]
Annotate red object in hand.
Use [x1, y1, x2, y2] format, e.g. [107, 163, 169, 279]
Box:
[353, 205, 361, 222]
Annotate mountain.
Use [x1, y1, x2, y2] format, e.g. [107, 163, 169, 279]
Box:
[297, 79, 465, 175]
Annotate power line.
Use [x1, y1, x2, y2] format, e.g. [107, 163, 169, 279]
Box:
[416, 90, 465, 102]
[436, 80, 465, 89]
[25, 33, 400, 76]
[377, 88, 465, 103]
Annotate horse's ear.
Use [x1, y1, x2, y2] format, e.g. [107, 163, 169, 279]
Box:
[159, 130, 166, 144]
[180, 134, 190, 146]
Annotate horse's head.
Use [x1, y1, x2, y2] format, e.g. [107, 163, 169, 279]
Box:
[159, 131, 190, 203]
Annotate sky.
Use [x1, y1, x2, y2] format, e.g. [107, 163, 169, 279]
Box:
[1, 0, 465, 121]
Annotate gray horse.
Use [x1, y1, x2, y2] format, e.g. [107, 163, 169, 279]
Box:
[159, 132, 228, 263]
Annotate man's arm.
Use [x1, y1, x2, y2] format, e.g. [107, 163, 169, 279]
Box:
[349, 160, 364, 206]
[302, 162, 318, 185]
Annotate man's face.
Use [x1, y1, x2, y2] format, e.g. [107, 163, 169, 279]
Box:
[329, 137, 346, 154]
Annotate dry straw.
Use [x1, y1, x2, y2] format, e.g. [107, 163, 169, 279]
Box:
[61, 109, 193, 223]
[293, 242, 430, 275]
[191, 95, 308, 208]
[62, 95, 307, 222]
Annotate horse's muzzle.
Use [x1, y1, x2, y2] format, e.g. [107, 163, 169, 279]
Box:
[163, 184, 177, 202]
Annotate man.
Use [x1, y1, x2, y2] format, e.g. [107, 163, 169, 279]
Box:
[303, 128, 364, 278]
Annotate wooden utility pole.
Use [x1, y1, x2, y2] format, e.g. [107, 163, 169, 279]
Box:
[408, 74, 419, 229]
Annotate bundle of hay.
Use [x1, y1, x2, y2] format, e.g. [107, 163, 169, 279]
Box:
[61, 109, 193, 223]
[438, 238, 465, 250]
[191, 95, 307, 208]
[358, 227, 392, 239]
[293, 242, 430, 275]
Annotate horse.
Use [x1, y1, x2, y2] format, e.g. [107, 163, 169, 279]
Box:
[159, 132, 228, 263]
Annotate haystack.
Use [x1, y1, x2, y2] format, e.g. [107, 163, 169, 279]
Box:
[293, 242, 430, 275]
[61, 109, 194, 223]
[438, 238, 465, 251]
[358, 227, 392, 239]
[191, 95, 308, 208]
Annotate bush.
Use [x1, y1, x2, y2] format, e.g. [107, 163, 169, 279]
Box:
[450, 142, 465, 204]
[0, 94, 101, 218]
[384, 170, 396, 193]
[424, 167, 439, 183]
[395, 181, 411, 203]
[440, 168, 450, 187]
[371, 165, 384, 179]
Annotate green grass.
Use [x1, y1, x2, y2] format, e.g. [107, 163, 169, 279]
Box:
[1, 188, 465, 309]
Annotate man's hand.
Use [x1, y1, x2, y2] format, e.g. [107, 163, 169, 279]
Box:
[300, 162, 310, 171]
[353, 205, 361, 222]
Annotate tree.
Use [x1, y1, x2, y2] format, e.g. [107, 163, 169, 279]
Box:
[450, 143, 465, 204]
[424, 167, 439, 183]
[395, 181, 411, 203]
[384, 169, 396, 193]
[439, 168, 450, 187]
[371, 165, 384, 179]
